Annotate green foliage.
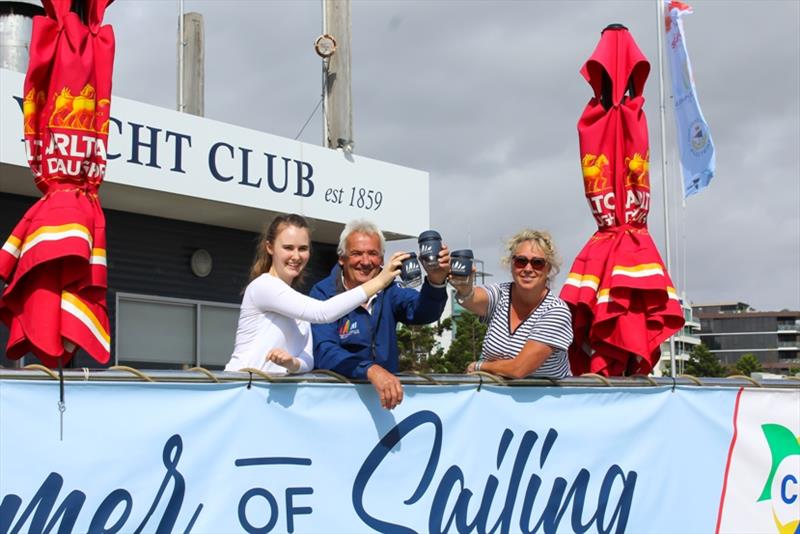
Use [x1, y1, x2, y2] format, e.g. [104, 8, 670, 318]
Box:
[683, 344, 726, 378]
[397, 324, 441, 372]
[733, 353, 763, 376]
[443, 312, 487, 373]
[396, 312, 487, 374]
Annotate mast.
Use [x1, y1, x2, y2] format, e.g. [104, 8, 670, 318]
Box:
[656, 0, 678, 377]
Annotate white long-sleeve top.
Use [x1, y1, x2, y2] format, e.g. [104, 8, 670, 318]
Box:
[225, 274, 368, 374]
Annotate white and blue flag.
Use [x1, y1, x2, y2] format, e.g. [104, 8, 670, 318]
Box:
[665, 1, 715, 198]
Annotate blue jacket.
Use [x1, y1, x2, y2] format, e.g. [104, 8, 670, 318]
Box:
[309, 265, 448, 379]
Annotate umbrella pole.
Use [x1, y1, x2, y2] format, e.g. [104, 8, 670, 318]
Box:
[58, 356, 65, 441]
[656, 0, 679, 378]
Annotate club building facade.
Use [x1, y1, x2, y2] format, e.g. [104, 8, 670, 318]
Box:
[0, 66, 431, 369]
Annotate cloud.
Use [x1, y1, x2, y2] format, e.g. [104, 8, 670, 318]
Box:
[105, 0, 799, 310]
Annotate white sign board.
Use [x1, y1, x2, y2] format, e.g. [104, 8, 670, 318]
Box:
[0, 68, 429, 238]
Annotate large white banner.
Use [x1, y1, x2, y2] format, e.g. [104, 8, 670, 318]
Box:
[0, 381, 797, 533]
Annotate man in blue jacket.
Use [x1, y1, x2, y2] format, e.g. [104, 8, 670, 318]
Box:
[310, 219, 450, 410]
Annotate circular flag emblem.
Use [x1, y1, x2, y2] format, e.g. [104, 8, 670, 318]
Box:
[689, 120, 709, 152]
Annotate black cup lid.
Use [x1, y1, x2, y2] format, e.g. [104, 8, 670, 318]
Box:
[405, 251, 417, 259]
[418, 230, 442, 243]
[451, 249, 474, 259]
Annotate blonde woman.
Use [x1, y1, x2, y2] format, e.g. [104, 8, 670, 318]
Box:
[456, 230, 573, 379]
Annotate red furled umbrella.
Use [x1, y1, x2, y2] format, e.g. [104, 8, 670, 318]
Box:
[560, 24, 684, 376]
[0, 0, 114, 368]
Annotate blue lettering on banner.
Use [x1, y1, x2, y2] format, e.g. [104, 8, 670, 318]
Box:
[0, 434, 202, 534]
[234, 456, 313, 534]
[352, 411, 637, 534]
[781, 474, 798, 505]
[0, 413, 637, 534]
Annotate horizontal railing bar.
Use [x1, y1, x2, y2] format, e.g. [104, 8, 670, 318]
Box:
[0, 368, 798, 389]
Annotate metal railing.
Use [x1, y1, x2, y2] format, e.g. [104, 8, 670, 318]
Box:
[2, 367, 799, 389]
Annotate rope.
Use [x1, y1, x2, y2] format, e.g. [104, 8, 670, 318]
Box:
[308, 369, 351, 383]
[108, 366, 154, 382]
[580, 373, 613, 386]
[187, 367, 219, 383]
[677, 374, 704, 386]
[469, 371, 506, 385]
[725, 374, 761, 387]
[239, 368, 275, 382]
[294, 95, 323, 140]
[508, 376, 561, 387]
[57, 357, 65, 442]
[630, 374, 659, 386]
[397, 371, 442, 385]
[22, 364, 58, 380]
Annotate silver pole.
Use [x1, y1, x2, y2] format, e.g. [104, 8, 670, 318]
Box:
[656, 0, 678, 377]
[321, 0, 328, 146]
[178, 0, 185, 112]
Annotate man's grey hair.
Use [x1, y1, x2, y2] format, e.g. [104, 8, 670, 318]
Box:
[337, 219, 386, 257]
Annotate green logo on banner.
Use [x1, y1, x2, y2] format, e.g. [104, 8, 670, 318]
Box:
[758, 424, 800, 534]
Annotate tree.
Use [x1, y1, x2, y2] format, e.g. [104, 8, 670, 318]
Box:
[683, 344, 726, 377]
[733, 353, 763, 376]
[442, 311, 488, 373]
[397, 324, 441, 372]
[397, 312, 487, 374]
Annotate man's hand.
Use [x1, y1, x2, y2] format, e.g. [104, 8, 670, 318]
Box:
[425, 244, 451, 286]
[367, 364, 404, 410]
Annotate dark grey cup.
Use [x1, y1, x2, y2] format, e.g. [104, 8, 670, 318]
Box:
[418, 230, 442, 270]
[400, 252, 422, 288]
[450, 249, 474, 287]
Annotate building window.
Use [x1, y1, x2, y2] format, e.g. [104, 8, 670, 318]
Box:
[116, 293, 239, 369]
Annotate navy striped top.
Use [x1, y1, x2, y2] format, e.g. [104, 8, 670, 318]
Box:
[479, 282, 573, 378]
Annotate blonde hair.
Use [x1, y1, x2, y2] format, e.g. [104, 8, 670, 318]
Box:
[502, 229, 561, 284]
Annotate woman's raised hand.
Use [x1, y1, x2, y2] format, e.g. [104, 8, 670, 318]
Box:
[360, 252, 408, 298]
[377, 252, 408, 288]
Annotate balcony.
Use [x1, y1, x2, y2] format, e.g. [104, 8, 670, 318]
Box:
[777, 323, 800, 333]
[675, 333, 701, 345]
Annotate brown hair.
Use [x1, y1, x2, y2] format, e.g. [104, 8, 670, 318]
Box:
[248, 213, 311, 287]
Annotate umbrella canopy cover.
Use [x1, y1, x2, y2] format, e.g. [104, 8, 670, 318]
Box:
[0, 0, 114, 367]
[560, 25, 685, 376]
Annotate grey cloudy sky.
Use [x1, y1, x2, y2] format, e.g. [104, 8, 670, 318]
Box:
[105, 0, 800, 312]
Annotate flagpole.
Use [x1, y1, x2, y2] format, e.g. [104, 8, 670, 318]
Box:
[656, 0, 678, 377]
[178, 0, 185, 112]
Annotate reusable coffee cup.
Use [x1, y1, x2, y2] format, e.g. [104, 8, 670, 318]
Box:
[418, 230, 442, 270]
[400, 252, 422, 288]
[449, 249, 474, 287]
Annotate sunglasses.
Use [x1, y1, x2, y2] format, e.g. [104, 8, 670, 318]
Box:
[512, 255, 548, 270]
